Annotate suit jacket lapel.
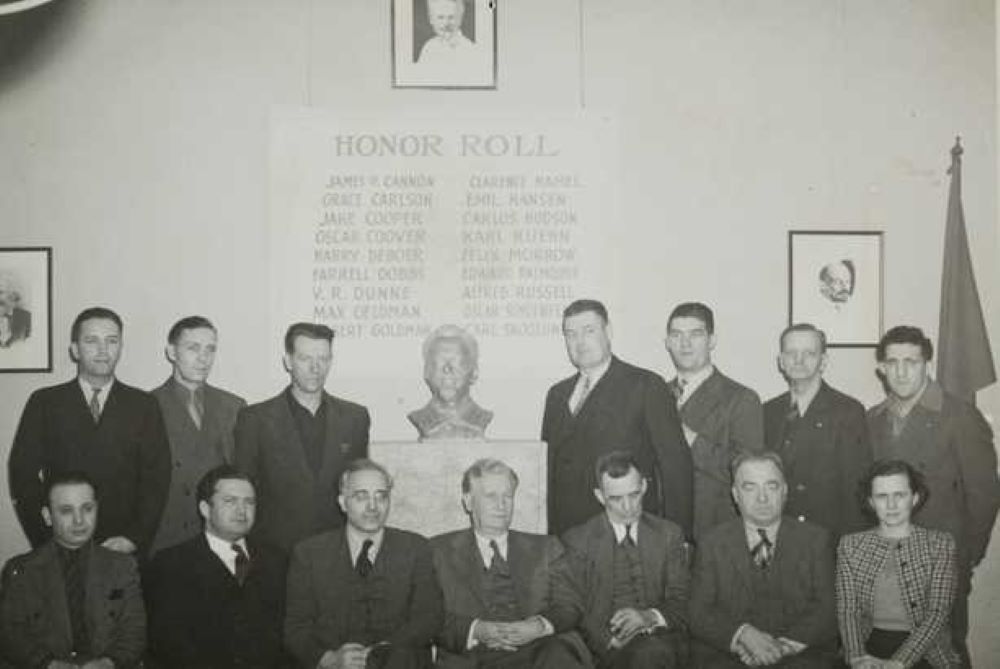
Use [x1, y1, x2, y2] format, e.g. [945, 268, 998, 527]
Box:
[592, 518, 615, 617]
[723, 522, 753, 598]
[84, 544, 108, 651]
[271, 393, 315, 485]
[637, 515, 664, 599]
[572, 357, 619, 425]
[679, 370, 724, 425]
[322, 393, 350, 469]
[507, 532, 535, 617]
[39, 543, 74, 656]
[452, 531, 487, 611]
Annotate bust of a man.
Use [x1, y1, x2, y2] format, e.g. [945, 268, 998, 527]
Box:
[408, 325, 493, 441]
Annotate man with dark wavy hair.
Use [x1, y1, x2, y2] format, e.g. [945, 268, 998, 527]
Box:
[868, 325, 999, 667]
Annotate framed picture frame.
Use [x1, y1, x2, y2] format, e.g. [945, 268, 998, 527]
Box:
[0, 246, 52, 372]
[788, 231, 883, 348]
[391, 0, 497, 89]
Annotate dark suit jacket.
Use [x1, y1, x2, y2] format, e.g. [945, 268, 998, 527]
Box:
[562, 512, 689, 657]
[867, 380, 1000, 568]
[150, 378, 247, 555]
[234, 389, 370, 551]
[146, 534, 288, 669]
[542, 356, 693, 538]
[430, 529, 583, 661]
[0, 541, 146, 668]
[764, 382, 872, 539]
[8, 379, 172, 553]
[0, 307, 30, 347]
[667, 369, 763, 540]
[690, 518, 836, 656]
[285, 527, 442, 669]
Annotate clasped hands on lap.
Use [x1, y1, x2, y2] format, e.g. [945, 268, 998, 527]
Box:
[474, 615, 550, 652]
[734, 624, 806, 666]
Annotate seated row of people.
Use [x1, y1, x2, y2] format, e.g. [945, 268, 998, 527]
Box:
[0, 451, 960, 669]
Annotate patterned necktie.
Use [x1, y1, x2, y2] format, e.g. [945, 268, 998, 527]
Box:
[751, 528, 772, 569]
[188, 387, 204, 429]
[356, 539, 374, 577]
[89, 387, 102, 423]
[488, 539, 508, 574]
[232, 543, 250, 585]
[570, 375, 592, 416]
[622, 523, 636, 547]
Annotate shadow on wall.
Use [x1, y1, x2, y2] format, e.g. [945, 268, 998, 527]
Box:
[0, 0, 84, 96]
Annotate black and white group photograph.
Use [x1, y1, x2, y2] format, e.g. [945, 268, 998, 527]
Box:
[0, 1, 998, 668]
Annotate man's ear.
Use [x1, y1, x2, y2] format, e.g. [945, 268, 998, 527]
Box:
[198, 500, 211, 523]
[282, 353, 292, 374]
[41, 506, 52, 528]
[461, 493, 472, 515]
[337, 495, 347, 515]
[165, 345, 177, 365]
[593, 488, 605, 506]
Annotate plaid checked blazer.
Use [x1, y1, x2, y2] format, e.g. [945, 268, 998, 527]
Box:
[835, 525, 960, 669]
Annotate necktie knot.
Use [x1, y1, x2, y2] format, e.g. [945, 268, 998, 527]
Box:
[487, 539, 508, 574]
[356, 539, 374, 577]
[232, 543, 250, 585]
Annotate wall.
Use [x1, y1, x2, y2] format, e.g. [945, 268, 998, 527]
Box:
[0, 0, 997, 661]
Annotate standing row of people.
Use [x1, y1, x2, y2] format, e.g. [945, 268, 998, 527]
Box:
[3, 298, 998, 667]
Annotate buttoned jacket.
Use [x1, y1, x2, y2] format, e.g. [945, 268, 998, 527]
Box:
[836, 526, 959, 669]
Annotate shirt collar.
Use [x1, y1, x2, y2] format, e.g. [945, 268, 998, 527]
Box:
[78, 377, 114, 408]
[474, 531, 509, 568]
[578, 356, 612, 387]
[743, 520, 780, 547]
[608, 518, 639, 545]
[887, 378, 936, 418]
[205, 531, 248, 574]
[168, 374, 204, 401]
[676, 365, 714, 404]
[346, 525, 385, 565]
[789, 378, 822, 415]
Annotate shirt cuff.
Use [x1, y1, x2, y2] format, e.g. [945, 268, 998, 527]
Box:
[682, 424, 697, 446]
[647, 609, 667, 630]
[535, 615, 554, 636]
[466, 619, 481, 650]
[730, 623, 750, 652]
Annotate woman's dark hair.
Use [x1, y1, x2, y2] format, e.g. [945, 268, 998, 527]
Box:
[856, 459, 930, 523]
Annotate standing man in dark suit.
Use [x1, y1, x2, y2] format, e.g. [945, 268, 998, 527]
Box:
[9, 306, 171, 556]
[431, 459, 589, 669]
[150, 316, 247, 555]
[690, 452, 837, 669]
[235, 322, 370, 552]
[146, 465, 288, 669]
[562, 451, 689, 668]
[0, 471, 146, 668]
[867, 325, 1000, 667]
[664, 302, 763, 541]
[542, 299, 692, 538]
[285, 458, 442, 669]
[763, 323, 871, 540]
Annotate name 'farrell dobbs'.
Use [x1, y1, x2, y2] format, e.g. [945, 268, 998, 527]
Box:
[334, 133, 560, 158]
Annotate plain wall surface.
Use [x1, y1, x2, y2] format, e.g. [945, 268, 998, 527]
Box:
[1, 0, 997, 662]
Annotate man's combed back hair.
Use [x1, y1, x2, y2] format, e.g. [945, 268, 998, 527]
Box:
[71, 307, 123, 342]
[461, 458, 519, 494]
[562, 299, 608, 324]
[667, 302, 715, 334]
[779, 322, 827, 353]
[196, 465, 254, 506]
[44, 470, 98, 506]
[167, 315, 216, 344]
[594, 450, 643, 483]
[284, 322, 334, 354]
[729, 450, 786, 483]
[339, 458, 394, 494]
[876, 325, 933, 362]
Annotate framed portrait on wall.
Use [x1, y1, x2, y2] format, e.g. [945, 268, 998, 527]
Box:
[788, 231, 883, 348]
[0, 247, 52, 372]
[392, 0, 497, 89]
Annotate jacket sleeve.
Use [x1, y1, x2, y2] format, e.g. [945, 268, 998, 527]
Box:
[539, 537, 583, 633]
[284, 543, 327, 669]
[835, 536, 867, 664]
[893, 533, 958, 667]
[0, 557, 55, 668]
[560, 530, 611, 653]
[102, 556, 147, 669]
[132, 397, 172, 555]
[729, 388, 764, 453]
[689, 537, 743, 652]
[8, 391, 49, 548]
[655, 526, 691, 632]
[953, 403, 999, 567]
[839, 401, 874, 534]
[386, 538, 444, 648]
[233, 406, 261, 483]
[785, 528, 837, 647]
[145, 552, 207, 669]
[431, 545, 477, 654]
[645, 378, 694, 539]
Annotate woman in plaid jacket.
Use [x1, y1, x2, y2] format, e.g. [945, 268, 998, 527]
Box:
[836, 460, 959, 669]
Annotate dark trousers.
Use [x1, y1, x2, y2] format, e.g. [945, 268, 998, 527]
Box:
[865, 629, 932, 669]
[602, 630, 685, 669]
[367, 644, 430, 669]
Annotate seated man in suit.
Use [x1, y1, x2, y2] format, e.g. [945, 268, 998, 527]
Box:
[562, 451, 689, 669]
[145, 465, 288, 669]
[0, 471, 145, 669]
[9, 307, 171, 556]
[690, 452, 837, 669]
[431, 459, 588, 669]
[285, 458, 442, 669]
[150, 316, 247, 555]
[235, 322, 370, 552]
[664, 302, 763, 541]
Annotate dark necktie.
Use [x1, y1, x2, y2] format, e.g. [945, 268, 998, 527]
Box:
[488, 539, 508, 574]
[188, 387, 204, 429]
[751, 528, 773, 569]
[89, 387, 101, 423]
[64, 548, 89, 653]
[356, 539, 374, 577]
[232, 543, 250, 585]
[622, 523, 636, 547]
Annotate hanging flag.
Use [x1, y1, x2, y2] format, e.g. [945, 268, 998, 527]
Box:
[936, 137, 996, 401]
